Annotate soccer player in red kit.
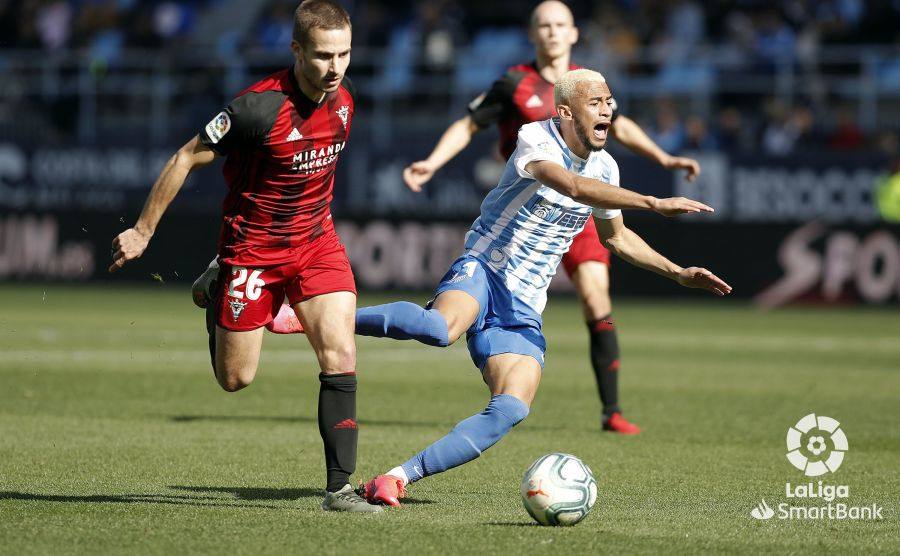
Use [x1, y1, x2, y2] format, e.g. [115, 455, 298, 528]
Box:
[109, 0, 380, 513]
[402, 1, 702, 434]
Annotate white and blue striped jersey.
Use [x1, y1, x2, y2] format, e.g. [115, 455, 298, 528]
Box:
[463, 118, 621, 313]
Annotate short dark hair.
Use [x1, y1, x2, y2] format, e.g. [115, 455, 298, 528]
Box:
[293, 0, 351, 46]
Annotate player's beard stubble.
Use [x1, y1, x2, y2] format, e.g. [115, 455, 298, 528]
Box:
[574, 118, 604, 153]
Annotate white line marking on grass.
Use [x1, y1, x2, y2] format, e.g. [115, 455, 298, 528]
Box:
[0, 347, 470, 366]
[557, 333, 900, 354]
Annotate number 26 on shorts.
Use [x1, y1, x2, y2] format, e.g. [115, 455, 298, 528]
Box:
[227, 267, 265, 300]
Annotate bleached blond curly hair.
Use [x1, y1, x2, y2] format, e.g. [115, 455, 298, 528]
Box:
[553, 69, 607, 106]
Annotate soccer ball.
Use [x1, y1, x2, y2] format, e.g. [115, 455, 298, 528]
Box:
[521, 452, 597, 526]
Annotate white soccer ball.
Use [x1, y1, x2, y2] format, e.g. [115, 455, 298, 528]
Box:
[521, 452, 597, 526]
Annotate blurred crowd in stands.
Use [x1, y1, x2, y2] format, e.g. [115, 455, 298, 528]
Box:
[1, 0, 205, 51]
[1, 0, 899, 159]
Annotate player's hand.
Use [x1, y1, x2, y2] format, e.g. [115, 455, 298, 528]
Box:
[650, 196, 713, 217]
[664, 156, 701, 182]
[402, 160, 437, 192]
[676, 267, 732, 296]
[109, 227, 152, 272]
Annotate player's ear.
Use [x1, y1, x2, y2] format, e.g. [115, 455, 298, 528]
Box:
[570, 25, 579, 45]
[557, 104, 573, 120]
[290, 40, 302, 61]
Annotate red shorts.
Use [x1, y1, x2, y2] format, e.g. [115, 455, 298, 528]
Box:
[562, 217, 611, 276]
[215, 231, 356, 331]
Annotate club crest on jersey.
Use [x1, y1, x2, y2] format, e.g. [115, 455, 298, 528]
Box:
[336, 105, 349, 129]
[205, 111, 231, 144]
[228, 298, 248, 321]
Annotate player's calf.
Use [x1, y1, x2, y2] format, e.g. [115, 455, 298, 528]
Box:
[376, 393, 531, 491]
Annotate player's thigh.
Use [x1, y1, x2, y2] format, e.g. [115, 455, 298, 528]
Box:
[215, 326, 265, 390]
[293, 291, 357, 373]
[431, 289, 482, 341]
[571, 261, 612, 320]
[482, 353, 543, 407]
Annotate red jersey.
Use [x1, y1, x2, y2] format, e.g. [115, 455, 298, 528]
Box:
[199, 68, 355, 266]
[468, 61, 618, 159]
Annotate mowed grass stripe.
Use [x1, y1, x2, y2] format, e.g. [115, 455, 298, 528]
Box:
[0, 285, 897, 554]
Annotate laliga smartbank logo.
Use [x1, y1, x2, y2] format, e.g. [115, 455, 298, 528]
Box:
[785, 413, 847, 476]
[750, 413, 883, 521]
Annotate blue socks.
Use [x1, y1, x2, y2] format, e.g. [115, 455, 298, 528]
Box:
[356, 302, 450, 347]
[400, 394, 530, 483]
[357, 304, 529, 484]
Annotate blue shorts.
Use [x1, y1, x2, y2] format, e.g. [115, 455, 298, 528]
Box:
[429, 255, 546, 371]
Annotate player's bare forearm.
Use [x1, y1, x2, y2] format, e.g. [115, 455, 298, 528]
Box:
[597, 216, 732, 296]
[110, 136, 215, 272]
[611, 115, 701, 180]
[611, 115, 670, 166]
[426, 116, 479, 168]
[528, 160, 653, 209]
[526, 161, 711, 216]
[136, 136, 215, 234]
[403, 116, 480, 191]
[601, 222, 681, 280]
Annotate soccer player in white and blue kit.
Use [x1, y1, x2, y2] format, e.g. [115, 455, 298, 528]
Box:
[355, 70, 732, 506]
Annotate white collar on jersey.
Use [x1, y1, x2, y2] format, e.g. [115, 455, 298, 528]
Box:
[550, 117, 588, 164]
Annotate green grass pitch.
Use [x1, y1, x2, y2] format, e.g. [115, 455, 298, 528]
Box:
[1, 285, 897, 554]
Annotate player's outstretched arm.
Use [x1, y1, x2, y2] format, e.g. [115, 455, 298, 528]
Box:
[109, 136, 216, 272]
[526, 160, 713, 217]
[403, 116, 481, 192]
[611, 115, 700, 181]
[595, 215, 732, 296]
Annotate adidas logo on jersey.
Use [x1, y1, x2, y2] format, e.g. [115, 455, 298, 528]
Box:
[286, 128, 303, 141]
[525, 94, 544, 108]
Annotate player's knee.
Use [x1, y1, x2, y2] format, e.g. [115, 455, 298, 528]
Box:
[580, 289, 612, 320]
[434, 333, 453, 347]
[444, 318, 469, 345]
[488, 394, 531, 430]
[503, 396, 531, 427]
[216, 364, 256, 392]
[218, 374, 251, 392]
[318, 342, 356, 372]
